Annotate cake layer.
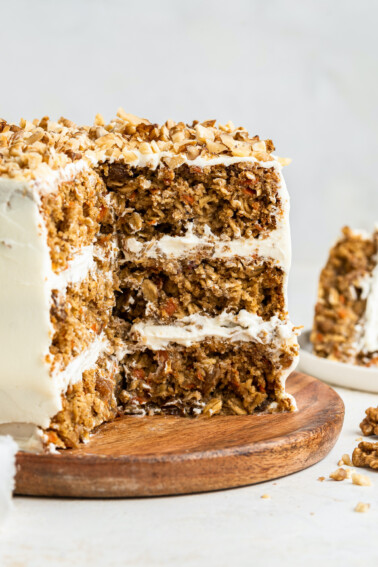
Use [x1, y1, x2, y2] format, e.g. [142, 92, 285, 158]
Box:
[119, 338, 297, 417]
[102, 160, 283, 241]
[41, 169, 109, 272]
[117, 258, 285, 323]
[46, 351, 120, 448]
[50, 267, 115, 370]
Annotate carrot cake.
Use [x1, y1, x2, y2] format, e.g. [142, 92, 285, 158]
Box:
[0, 111, 299, 450]
[311, 226, 378, 365]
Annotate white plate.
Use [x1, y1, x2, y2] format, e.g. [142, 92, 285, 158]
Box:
[298, 330, 378, 393]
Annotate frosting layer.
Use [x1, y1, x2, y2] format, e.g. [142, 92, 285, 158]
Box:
[131, 310, 296, 350]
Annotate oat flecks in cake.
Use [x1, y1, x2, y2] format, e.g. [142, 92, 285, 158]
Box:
[117, 258, 286, 323]
[101, 161, 282, 241]
[0, 110, 298, 449]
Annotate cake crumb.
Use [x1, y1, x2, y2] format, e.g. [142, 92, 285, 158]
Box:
[261, 494, 271, 499]
[356, 437, 363, 442]
[338, 454, 352, 467]
[329, 467, 348, 481]
[317, 476, 326, 482]
[351, 472, 372, 486]
[354, 502, 370, 513]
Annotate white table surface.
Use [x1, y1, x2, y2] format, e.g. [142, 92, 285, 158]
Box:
[1, 268, 378, 566]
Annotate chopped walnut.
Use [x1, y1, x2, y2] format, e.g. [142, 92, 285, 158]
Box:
[353, 441, 378, 471]
[360, 406, 378, 436]
[329, 467, 348, 481]
[261, 494, 271, 499]
[203, 398, 222, 417]
[141, 279, 159, 302]
[0, 108, 282, 182]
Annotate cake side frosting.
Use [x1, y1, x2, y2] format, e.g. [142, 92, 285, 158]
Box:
[0, 168, 110, 428]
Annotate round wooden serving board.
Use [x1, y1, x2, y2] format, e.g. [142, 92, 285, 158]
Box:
[15, 372, 344, 498]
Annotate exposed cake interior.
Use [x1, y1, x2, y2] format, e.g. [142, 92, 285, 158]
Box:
[0, 113, 299, 449]
[311, 226, 378, 365]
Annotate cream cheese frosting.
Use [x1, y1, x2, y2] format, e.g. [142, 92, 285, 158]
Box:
[131, 310, 297, 350]
[358, 259, 378, 354]
[0, 172, 107, 429]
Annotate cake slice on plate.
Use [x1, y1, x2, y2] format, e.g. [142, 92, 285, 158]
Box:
[312, 226, 378, 365]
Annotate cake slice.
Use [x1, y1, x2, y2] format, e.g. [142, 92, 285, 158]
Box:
[311, 226, 378, 365]
[0, 112, 299, 450]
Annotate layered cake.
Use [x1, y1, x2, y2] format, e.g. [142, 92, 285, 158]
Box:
[312, 226, 378, 365]
[0, 111, 299, 450]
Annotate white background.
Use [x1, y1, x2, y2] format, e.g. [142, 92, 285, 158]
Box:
[1, 1, 378, 564]
[2, 0, 378, 290]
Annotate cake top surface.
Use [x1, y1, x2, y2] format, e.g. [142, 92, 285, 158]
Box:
[0, 109, 289, 184]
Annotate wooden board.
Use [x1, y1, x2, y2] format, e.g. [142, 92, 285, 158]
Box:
[15, 372, 344, 498]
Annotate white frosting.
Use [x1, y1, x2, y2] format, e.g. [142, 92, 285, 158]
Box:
[0, 179, 56, 427]
[50, 244, 97, 293]
[359, 260, 378, 353]
[90, 148, 280, 172]
[28, 159, 89, 195]
[0, 435, 17, 525]
[0, 423, 47, 453]
[126, 221, 290, 269]
[0, 175, 107, 428]
[131, 310, 296, 350]
[53, 333, 110, 391]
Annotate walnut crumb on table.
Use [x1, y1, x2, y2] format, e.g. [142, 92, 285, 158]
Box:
[351, 472, 372, 486]
[338, 454, 352, 467]
[329, 468, 348, 481]
[354, 502, 370, 513]
[261, 494, 271, 499]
